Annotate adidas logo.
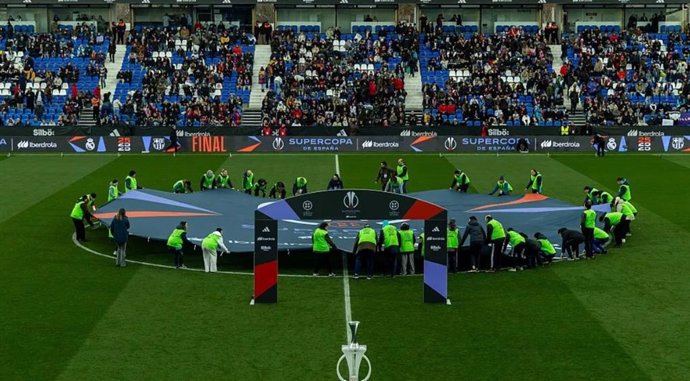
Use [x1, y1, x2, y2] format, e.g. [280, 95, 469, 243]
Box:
[262, 226, 271, 233]
[627, 130, 638, 137]
[399, 129, 412, 137]
[432, 226, 440, 233]
[222, 0, 232, 3]
[109, 129, 121, 137]
[22, 0, 32, 3]
[336, 129, 348, 137]
[537, 0, 546, 3]
[140, 0, 150, 3]
[457, 0, 466, 3]
[656, 0, 664, 3]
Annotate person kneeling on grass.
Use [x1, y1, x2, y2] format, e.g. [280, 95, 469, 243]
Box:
[593, 227, 609, 254]
[173, 179, 193, 193]
[450, 169, 471, 193]
[201, 228, 229, 273]
[167, 221, 192, 269]
[269, 181, 287, 199]
[293, 176, 308, 196]
[558, 227, 584, 261]
[254, 178, 268, 197]
[534, 232, 556, 265]
[505, 228, 526, 271]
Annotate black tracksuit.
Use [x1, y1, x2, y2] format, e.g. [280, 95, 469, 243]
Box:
[560, 229, 585, 259]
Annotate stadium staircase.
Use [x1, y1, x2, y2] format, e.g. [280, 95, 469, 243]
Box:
[550, 44, 588, 126]
[405, 70, 424, 112]
[77, 44, 127, 127]
[248, 45, 272, 111]
[241, 110, 263, 128]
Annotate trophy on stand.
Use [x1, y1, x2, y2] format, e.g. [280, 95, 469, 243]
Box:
[336, 321, 372, 381]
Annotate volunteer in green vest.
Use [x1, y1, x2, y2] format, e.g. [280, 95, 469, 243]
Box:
[616, 177, 632, 201]
[385, 173, 404, 194]
[396, 158, 409, 194]
[581, 201, 597, 258]
[70, 195, 92, 242]
[201, 228, 229, 273]
[242, 170, 255, 195]
[124, 170, 141, 193]
[489, 176, 513, 196]
[216, 169, 234, 189]
[293, 176, 308, 196]
[200, 170, 216, 191]
[447, 219, 460, 273]
[599, 212, 626, 246]
[399, 223, 416, 276]
[592, 190, 614, 205]
[378, 220, 401, 277]
[534, 232, 556, 265]
[583, 186, 600, 204]
[593, 227, 610, 254]
[173, 179, 193, 194]
[615, 197, 637, 237]
[504, 228, 527, 271]
[84, 193, 98, 228]
[312, 222, 338, 276]
[352, 224, 377, 279]
[525, 169, 543, 194]
[485, 215, 506, 271]
[254, 178, 268, 197]
[167, 221, 192, 269]
[450, 169, 471, 193]
[107, 179, 120, 202]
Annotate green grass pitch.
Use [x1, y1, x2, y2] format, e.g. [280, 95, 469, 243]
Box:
[1, 152, 689, 380]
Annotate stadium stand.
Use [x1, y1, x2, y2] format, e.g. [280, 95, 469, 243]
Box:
[259, 22, 418, 128]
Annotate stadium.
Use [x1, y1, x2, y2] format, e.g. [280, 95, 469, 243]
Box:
[1, 0, 689, 380]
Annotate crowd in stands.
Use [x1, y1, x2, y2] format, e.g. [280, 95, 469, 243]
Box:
[561, 27, 690, 126]
[419, 25, 568, 127]
[114, 23, 254, 127]
[259, 22, 418, 129]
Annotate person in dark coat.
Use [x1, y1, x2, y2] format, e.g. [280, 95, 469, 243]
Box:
[459, 216, 486, 272]
[558, 227, 584, 261]
[327, 174, 344, 190]
[110, 208, 130, 267]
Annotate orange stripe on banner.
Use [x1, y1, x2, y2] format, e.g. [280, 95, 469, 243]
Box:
[411, 135, 435, 145]
[469, 193, 549, 211]
[93, 211, 217, 219]
[238, 143, 261, 153]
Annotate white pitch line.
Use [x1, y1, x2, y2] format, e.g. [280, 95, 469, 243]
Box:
[335, 153, 340, 175]
[335, 152, 354, 342]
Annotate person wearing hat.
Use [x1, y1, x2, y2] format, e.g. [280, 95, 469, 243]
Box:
[352, 223, 377, 279]
[450, 169, 471, 193]
[312, 222, 338, 276]
[557, 227, 584, 261]
[200, 170, 217, 191]
[489, 176, 513, 196]
[399, 223, 416, 276]
[167, 221, 192, 269]
[396, 158, 409, 194]
[173, 179, 193, 193]
[447, 219, 460, 273]
[378, 220, 401, 277]
[484, 215, 506, 271]
[201, 228, 229, 273]
[525, 169, 543, 194]
[459, 216, 486, 272]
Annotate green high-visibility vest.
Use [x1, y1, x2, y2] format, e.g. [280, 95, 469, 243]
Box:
[594, 227, 609, 240]
[296, 177, 307, 188]
[87, 197, 95, 210]
[487, 219, 506, 240]
[397, 164, 409, 181]
[125, 175, 137, 192]
[531, 173, 542, 192]
[202, 233, 220, 250]
[167, 228, 185, 249]
[507, 230, 525, 247]
[455, 172, 470, 185]
[498, 181, 513, 193]
[605, 212, 623, 226]
[560, 126, 569, 135]
[173, 180, 185, 193]
[537, 238, 556, 255]
[620, 202, 634, 217]
[419, 233, 425, 257]
[313, 228, 330, 253]
[583, 209, 596, 228]
[600, 191, 613, 204]
[108, 184, 119, 202]
[619, 184, 631, 201]
[399, 230, 415, 252]
[382, 224, 399, 248]
[624, 201, 637, 215]
[243, 174, 254, 191]
[70, 201, 84, 219]
[587, 188, 599, 202]
[217, 174, 230, 188]
[447, 228, 459, 249]
[202, 174, 214, 188]
[358, 227, 377, 245]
